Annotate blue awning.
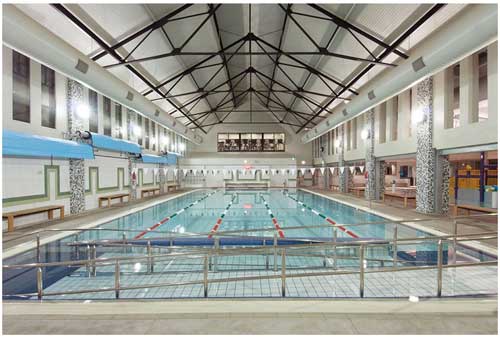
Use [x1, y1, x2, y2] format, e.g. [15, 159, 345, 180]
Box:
[89, 132, 141, 154]
[141, 154, 169, 164]
[165, 153, 178, 165]
[3, 130, 94, 159]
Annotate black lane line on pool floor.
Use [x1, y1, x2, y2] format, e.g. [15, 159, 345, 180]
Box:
[134, 190, 219, 239]
[283, 190, 359, 238]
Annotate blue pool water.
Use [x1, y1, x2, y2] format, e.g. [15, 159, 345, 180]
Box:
[3, 189, 496, 299]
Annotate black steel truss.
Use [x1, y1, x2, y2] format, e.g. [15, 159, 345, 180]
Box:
[53, 3, 444, 134]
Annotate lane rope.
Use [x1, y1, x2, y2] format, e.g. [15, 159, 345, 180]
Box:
[260, 195, 285, 238]
[283, 190, 359, 239]
[208, 193, 237, 238]
[134, 190, 219, 239]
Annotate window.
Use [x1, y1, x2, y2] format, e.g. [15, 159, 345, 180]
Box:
[352, 118, 357, 150]
[240, 133, 251, 152]
[346, 121, 351, 151]
[115, 103, 123, 139]
[137, 115, 143, 146]
[151, 122, 156, 151]
[89, 90, 98, 133]
[12, 50, 30, 123]
[217, 133, 284, 152]
[391, 96, 398, 141]
[145, 119, 150, 149]
[103, 97, 111, 136]
[452, 64, 460, 128]
[41, 65, 56, 128]
[477, 49, 488, 122]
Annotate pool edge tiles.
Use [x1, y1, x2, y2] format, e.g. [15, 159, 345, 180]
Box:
[299, 188, 498, 258]
[2, 189, 207, 260]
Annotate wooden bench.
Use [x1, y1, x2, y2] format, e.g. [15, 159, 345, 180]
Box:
[383, 191, 416, 208]
[166, 183, 178, 192]
[98, 193, 130, 208]
[3, 205, 64, 232]
[349, 186, 365, 197]
[451, 203, 497, 216]
[330, 184, 340, 191]
[141, 187, 160, 198]
[225, 183, 268, 189]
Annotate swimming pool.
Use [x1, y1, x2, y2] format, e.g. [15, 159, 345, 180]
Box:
[3, 188, 497, 300]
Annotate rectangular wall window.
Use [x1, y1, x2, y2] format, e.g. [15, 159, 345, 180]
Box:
[145, 119, 150, 149]
[89, 90, 98, 133]
[137, 115, 143, 145]
[41, 65, 56, 128]
[103, 97, 111, 136]
[151, 122, 156, 151]
[346, 121, 351, 151]
[12, 50, 30, 123]
[352, 118, 357, 150]
[452, 64, 460, 128]
[115, 103, 123, 139]
[477, 49, 488, 122]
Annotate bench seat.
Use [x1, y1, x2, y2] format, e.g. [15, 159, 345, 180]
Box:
[98, 193, 130, 208]
[3, 205, 64, 232]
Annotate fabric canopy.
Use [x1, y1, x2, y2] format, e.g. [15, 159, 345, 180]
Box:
[89, 132, 141, 154]
[141, 154, 169, 164]
[3, 129, 94, 159]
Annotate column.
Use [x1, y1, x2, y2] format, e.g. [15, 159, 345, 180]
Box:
[415, 77, 437, 214]
[67, 79, 86, 215]
[364, 109, 377, 200]
[436, 155, 450, 214]
[376, 160, 386, 200]
[338, 125, 348, 192]
[460, 54, 479, 125]
[159, 165, 166, 194]
[128, 158, 137, 201]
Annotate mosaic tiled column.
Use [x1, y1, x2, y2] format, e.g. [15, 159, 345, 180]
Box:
[338, 126, 348, 192]
[128, 158, 137, 201]
[364, 109, 377, 200]
[67, 79, 86, 214]
[376, 161, 386, 200]
[415, 77, 436, 214]
[159, 165, 166, 194]
[436, 155, 450, 214]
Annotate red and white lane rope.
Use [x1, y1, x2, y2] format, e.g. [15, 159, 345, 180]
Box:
[283, 191, 359, 238]
[134, 190, 219, 239]
[208, 193, 237, 238]
[260, 195, 285, 238]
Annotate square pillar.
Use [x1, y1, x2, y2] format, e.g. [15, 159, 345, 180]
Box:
[415, 77, 437, 214]
[67, 79, 86, 214]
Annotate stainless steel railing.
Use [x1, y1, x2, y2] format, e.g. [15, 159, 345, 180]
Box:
[3, 232, 497, 300]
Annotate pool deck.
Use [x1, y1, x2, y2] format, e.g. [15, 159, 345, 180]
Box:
[3, 298, 497, 334]
[301, 187, 498, 251]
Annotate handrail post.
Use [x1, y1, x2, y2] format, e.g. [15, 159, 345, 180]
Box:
[264, 239, 269, 270]
[333, 228, 337, 269]
[86, 245, 91, 277]
[75, 233, 80, 260]
[437, 239, 443, 297]
[91, 245, 97, 277]
[281, 248, 286, 297]
[214, 237, 219, 273]
[37, 267, 43, 300]
[147, 241, 153, 274]
[359, 244, 365, 298]
[393, 224, 398, 269]
[204, 255, 209, 298]
[122, 232, 127, 254]
[452, 220, 458, 265]
[115, 261, 120, 299]
[36, 235, 41, 263]
[273, 233, 278, 272]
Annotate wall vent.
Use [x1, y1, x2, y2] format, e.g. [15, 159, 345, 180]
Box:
[368, 90, 376, 100]
[326, 120, 330, 126]
[75, 59, 89, 74]
[126, 91, 134, 101]
[172, 121, 176, 127]
[412, 57, 426, 72]
[154, 109, 160, 117]
[342, 109, 348, 116]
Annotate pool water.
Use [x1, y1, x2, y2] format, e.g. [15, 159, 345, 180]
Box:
[3, 188, 497, 299]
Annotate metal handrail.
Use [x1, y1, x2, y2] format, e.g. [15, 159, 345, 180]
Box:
[4, 213, 497, 243]
[4, 231, 497, 270]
